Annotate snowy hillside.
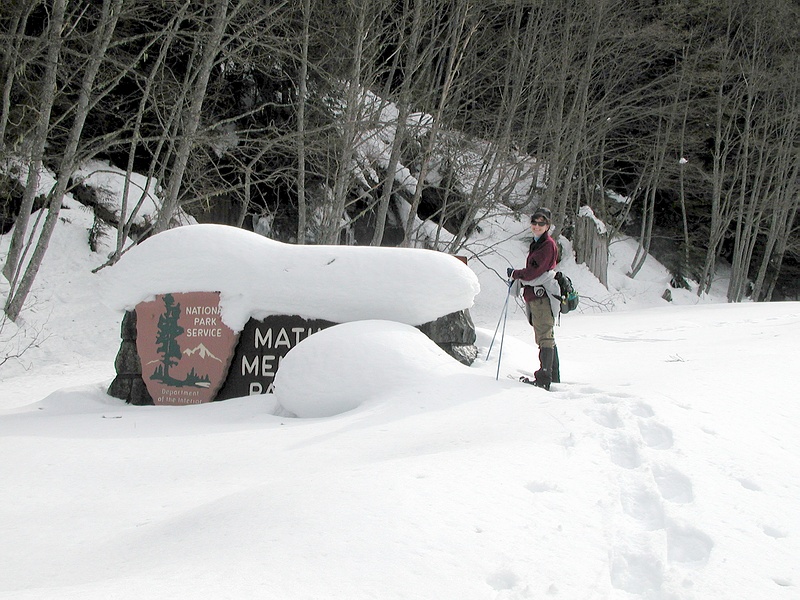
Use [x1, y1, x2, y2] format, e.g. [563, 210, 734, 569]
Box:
[1, 206, 798, 599]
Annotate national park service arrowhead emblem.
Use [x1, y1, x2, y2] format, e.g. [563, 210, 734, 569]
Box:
[135, 292, 238, 405]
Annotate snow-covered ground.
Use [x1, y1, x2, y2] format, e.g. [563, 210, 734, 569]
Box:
[1, 203, 798, 599]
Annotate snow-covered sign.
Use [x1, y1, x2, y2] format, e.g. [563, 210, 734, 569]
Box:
[103, 224, 480, 404]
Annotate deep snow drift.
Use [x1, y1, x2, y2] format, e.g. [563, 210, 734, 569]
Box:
[274, 319, 472, 417]
[1, 207, 799, 600]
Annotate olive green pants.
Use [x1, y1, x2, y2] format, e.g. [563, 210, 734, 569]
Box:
[527, 296, 555, 349]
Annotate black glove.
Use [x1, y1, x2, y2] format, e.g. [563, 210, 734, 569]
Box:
[506, 267, 514, 278]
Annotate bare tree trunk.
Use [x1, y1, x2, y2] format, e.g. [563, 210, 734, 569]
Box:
[319, 0, 370, 245]
[152, 0, 231, 234]
[697, 9, 747, 296]
[108, 2, 189, 264]
[725, 9, 797, 303]
[629, 170, 657, 278]
[447, 0, 542, 252]
[371, 0, 425, 247]
[402, 2, 477, 246]
[630, 82, 683, 278]
[295, 0, 311, 244]
[0, 3, 37, 148]
[2, 0, 65, 291]
[552, 2, 605, 239]
[751, 108, 799, 300]
[698, 96, 740, 294]
[5, 0, 123, 321]
[727, 54, 759, 302]
[677, 103, 690, 281]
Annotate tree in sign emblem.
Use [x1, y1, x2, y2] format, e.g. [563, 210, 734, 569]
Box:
[150, 294, 210, 387]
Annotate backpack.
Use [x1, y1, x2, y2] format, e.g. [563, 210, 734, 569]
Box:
[555, 271, 579, 314]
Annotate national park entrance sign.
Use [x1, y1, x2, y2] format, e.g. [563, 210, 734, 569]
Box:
[110, 290, 475, 406]
[104, 225, 479, 407]
[113, 291, 337, 405]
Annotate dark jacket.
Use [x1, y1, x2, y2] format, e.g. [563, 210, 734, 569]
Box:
[512, 232, 558, 303]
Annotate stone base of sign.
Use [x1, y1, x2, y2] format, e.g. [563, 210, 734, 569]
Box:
[108, 311, 154, 405]
[107, 308, 477, 405]
[417, 309, 476, 344]
[107, 372, 154, 405]
[416, 309, 477, 366]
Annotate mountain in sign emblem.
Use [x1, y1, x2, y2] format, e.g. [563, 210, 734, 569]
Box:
[183, 343, 223, 362]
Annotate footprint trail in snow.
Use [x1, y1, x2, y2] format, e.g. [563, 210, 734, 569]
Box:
[574, 386, 712, 597]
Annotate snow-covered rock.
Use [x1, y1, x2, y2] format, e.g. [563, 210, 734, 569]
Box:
[101, 224, 480, 331]
[273, 320, 467, 417]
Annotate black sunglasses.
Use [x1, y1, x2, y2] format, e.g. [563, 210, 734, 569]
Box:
[531, 220, 548, 226]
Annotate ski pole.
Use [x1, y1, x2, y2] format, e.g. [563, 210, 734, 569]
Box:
[495, 287, 510, 381]
[486, 279, 513, 361]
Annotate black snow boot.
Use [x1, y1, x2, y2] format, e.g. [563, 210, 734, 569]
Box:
[534, 346, 555, 391]
[550, 346, 560, 384]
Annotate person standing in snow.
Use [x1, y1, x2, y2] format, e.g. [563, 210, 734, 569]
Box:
[507, 207, 562, 390]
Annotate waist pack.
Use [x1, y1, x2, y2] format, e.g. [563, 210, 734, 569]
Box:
[555, 271, 579, 314]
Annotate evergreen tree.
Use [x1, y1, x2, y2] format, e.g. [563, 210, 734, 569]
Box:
[153, 294, 184, 383]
